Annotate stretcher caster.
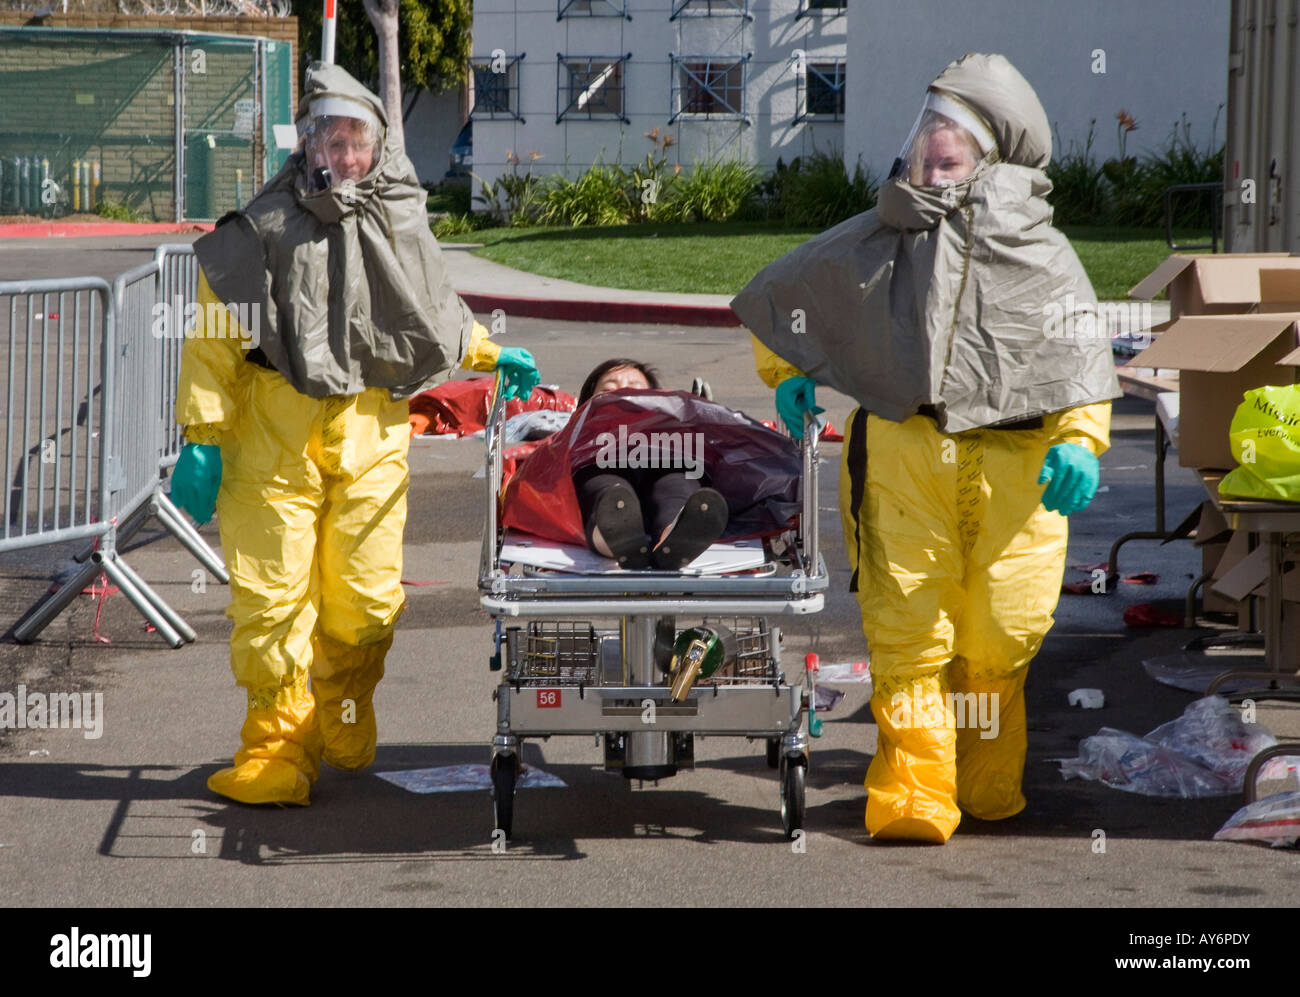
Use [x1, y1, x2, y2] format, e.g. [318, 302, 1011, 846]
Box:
[780, 755, 806, 839]
[492, 752, 519, 840]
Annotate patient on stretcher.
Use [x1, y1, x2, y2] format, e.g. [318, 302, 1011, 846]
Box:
[574, 359, 726, 569]
[500, 358, 803, 571]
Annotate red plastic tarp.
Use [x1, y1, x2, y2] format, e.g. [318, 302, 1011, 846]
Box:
[501, 388, 803, 545]
[408, 376, 576, 437]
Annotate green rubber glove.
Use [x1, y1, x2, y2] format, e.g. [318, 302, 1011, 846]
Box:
[1038, 442, 1099, 515]
[496, 346, 540, 402]
[775, 376, 824, 440]
[171, 444, 222, 524]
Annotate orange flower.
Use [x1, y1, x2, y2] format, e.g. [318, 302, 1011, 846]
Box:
[644, 127, 660, 141]
[527, 150, 543, 162]
[663, 134, 675, 148]
[1115, 109, 1138, 132]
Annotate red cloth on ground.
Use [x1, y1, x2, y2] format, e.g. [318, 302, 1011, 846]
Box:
[408, 376, 576, 437]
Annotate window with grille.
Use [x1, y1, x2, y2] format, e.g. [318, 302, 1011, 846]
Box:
[557, 55, 630, 122]
[670, 0, 751, 19]
[558, 0, 630, 19]
[797, 0, 846, 16]
[471, 55, 525, 121]
[670, 55, 749, 123]
[798, 61, 845, 121]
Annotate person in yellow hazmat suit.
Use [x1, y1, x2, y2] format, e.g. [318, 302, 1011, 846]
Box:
[732, 54, 1120, 843]
[171, 62, 539, 806]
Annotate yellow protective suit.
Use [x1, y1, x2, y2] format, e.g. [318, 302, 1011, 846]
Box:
[182, 272, 500, 804]
[753, 336, 1110, 842]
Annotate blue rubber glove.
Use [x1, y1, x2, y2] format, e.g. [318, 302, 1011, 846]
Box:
[496, 346, 540, 402]
[1038, 442, 1100, 515]
[775, 376, 824, 440]
[171, 444, 222, 524]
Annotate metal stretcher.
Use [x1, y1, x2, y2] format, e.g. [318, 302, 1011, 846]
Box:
[478, 388, 829, 839]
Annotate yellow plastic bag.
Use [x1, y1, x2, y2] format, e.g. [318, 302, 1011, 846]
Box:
[1219, 385, 1300, 502]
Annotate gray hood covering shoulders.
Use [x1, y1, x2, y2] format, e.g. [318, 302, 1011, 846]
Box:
[194, 62, 473, 400]
[731, 53, 1119, 433]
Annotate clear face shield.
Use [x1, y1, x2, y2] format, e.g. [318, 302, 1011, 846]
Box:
[888, 91, 997, 188]
[303, 97, 382, 194]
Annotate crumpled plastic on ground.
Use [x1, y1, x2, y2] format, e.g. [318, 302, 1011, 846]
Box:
[1214, 791, 1300, 848]
[1054, 696, 1277, 797]
[375, 764, 566, 794]
[1141, 653, 1261, 697]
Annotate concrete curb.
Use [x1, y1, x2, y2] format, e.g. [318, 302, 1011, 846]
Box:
[457, 290, 741, 327]
[0, 221, 215, 238]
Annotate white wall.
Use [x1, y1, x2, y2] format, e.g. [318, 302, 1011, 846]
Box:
[470, 0, 849, 199]
[845, 0, 1230, 179]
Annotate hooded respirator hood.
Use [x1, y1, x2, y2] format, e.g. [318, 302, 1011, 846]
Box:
[731, 52, 1118, 433]
[192, 61, 473, 400]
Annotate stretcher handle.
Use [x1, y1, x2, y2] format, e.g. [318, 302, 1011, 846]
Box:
[481, 369, 508, 578]
[799, 411, 820, 574]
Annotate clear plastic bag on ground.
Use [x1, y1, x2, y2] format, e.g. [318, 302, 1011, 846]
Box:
[1214, 791, 1300, 848]
[1053, 696, 1277, 798]
[1145, 696, 1277, 784]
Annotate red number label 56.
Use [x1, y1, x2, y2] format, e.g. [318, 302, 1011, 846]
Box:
[536, 689, 561, 708]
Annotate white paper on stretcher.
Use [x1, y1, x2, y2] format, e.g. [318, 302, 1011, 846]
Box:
[500, 530, 768, 575]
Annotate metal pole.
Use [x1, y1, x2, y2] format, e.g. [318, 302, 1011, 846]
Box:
[321, 0, 337, 64]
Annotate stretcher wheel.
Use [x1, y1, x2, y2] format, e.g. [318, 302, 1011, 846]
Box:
[766, 738, 781, 769]
[780, 759, 806, 840]
[492, 756, 518, 840]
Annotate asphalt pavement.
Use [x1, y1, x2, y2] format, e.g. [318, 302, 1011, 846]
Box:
[0, 231, 1296, 910]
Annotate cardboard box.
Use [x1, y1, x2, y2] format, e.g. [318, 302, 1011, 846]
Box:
[1130, 314, 1300, 468]
[1193, 501, 1240, 615]
[1259, 269, 1300, 313]
[1210, 538, 1300, 602]
[1129, 253, 1300, 318]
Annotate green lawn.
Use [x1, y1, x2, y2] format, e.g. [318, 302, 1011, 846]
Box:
[465, 220, 1211, 301]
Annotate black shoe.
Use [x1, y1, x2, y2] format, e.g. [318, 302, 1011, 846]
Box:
[652, 488, 728, 569]
[586, 483, 651, 569]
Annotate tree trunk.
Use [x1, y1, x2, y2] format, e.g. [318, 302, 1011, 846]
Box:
[363, 0, 404, 152]
[461, 23, 474, 128]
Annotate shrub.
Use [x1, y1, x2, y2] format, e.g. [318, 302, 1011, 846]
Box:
[432, 212, 491, 240]
[471, 151, 544, 226]
[661, 159, 759, 223]
[1047, 110, 1223, 229]
[427, 181, 472, 216]
[1045, 122, 1108, 226]
[95, 198, 143, 223]
[534, 161, 633, 226]
[780, 151, 877, 227]
[1125, 110, 1224, 229]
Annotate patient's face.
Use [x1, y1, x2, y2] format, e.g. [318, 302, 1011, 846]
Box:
[592, 365, 651, 396]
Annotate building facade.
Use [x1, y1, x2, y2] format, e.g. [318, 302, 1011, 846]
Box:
[469, 0, 850, 197]
[845, 0, 1229, 181]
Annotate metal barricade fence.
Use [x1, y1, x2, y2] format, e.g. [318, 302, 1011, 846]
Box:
[2, 278, 112, 554]
[154, 244, 198, 470]
[149, 245, 228, 589]
[6, 248, 227, 647]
